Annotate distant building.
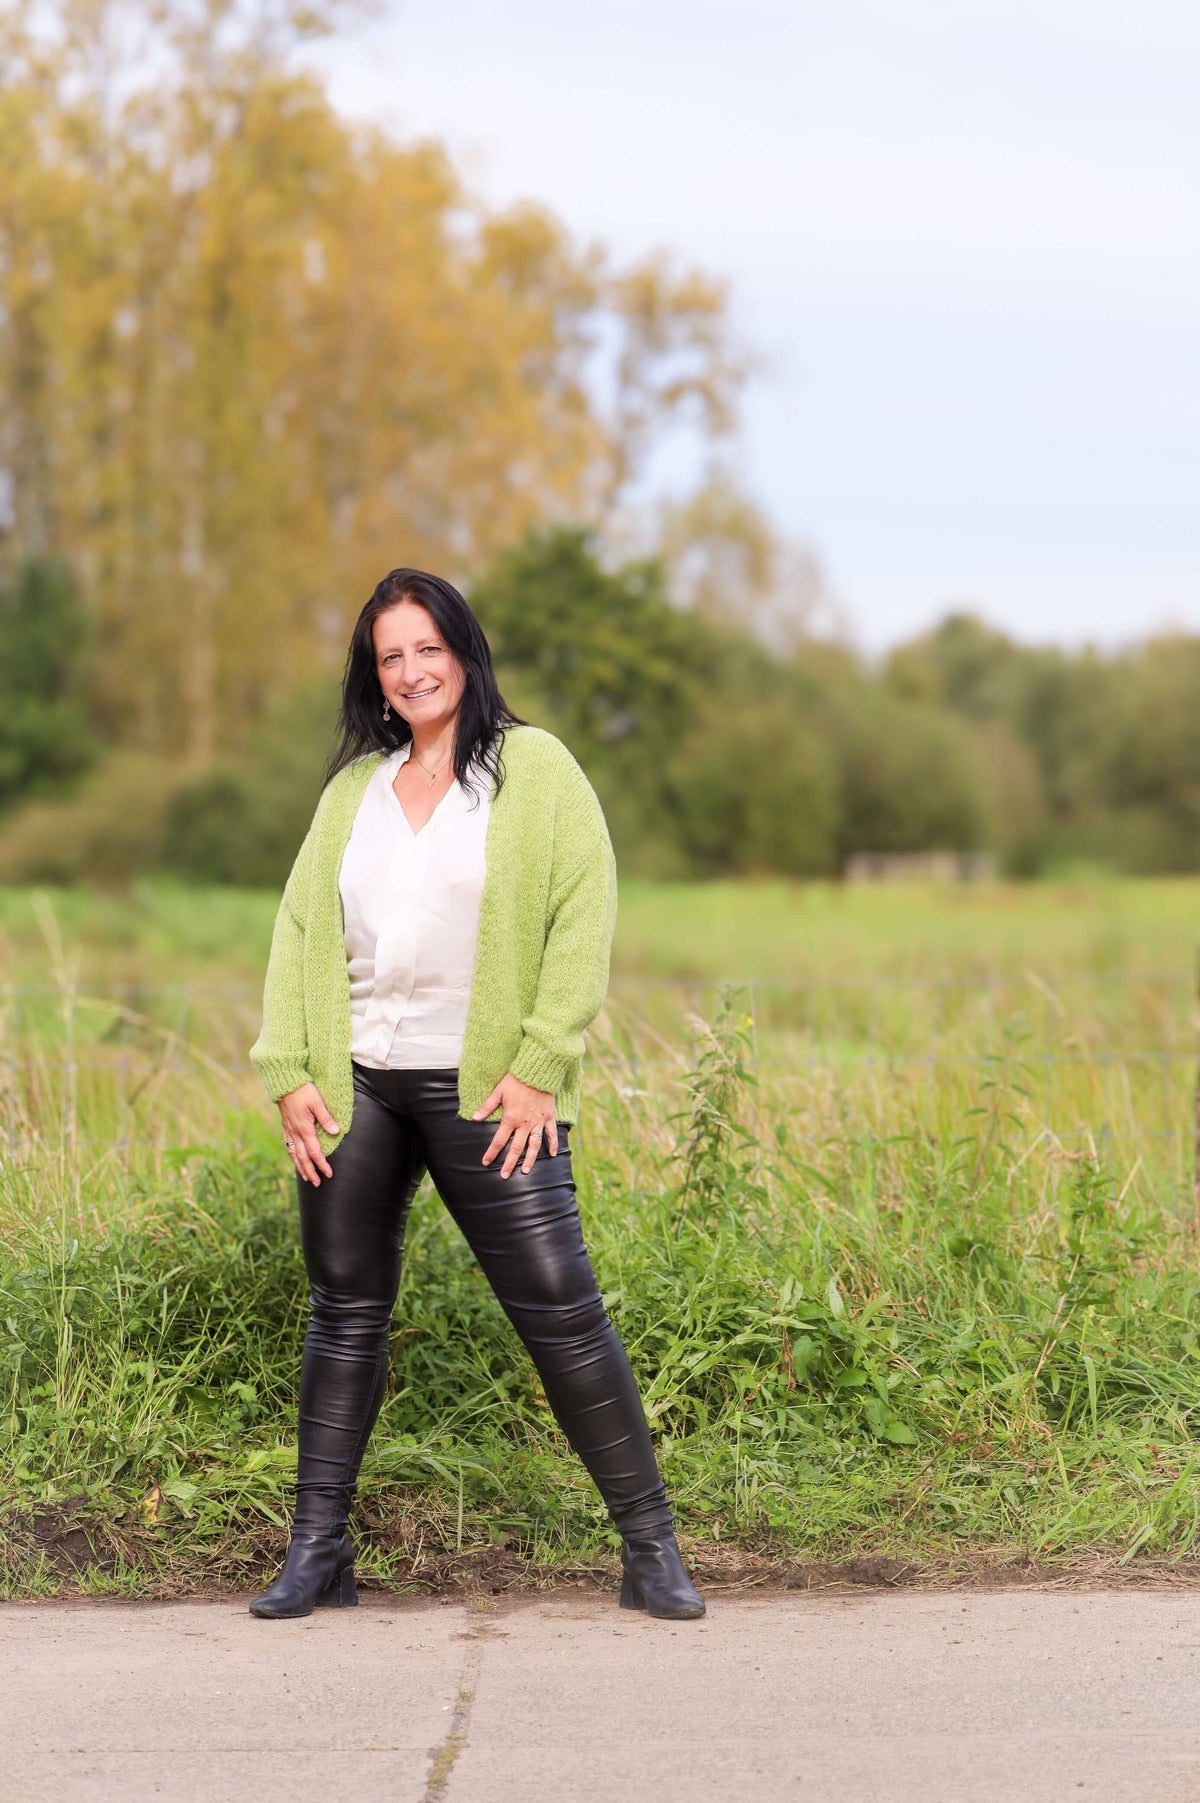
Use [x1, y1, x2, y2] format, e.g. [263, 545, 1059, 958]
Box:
[843, 850, 997, 883]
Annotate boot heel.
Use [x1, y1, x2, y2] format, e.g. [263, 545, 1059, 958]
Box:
[619, 1570, 645, 1611]
[317, 1564, 358, 1608]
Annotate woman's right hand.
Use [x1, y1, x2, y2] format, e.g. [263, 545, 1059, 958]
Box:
[278, 1084, 341, 1186]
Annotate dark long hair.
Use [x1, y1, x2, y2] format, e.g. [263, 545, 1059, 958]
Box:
[323, 568, 527, 799]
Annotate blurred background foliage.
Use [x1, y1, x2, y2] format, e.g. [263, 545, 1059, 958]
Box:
[2, 0, 1199, 888]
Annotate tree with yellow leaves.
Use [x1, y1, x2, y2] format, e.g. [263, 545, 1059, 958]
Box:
[0, 0, 747, 760]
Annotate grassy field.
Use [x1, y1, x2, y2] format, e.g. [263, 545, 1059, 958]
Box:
[4, 873, 1200, 1599]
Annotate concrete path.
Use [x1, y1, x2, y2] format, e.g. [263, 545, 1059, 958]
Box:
[3, 1587, 1200, 1801]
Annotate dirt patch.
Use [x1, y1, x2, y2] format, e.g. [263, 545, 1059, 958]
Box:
[22, 1495, 117, 1577]
[8, 1505, 1200, 1602]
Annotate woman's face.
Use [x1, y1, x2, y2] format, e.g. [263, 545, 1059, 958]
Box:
[372, 600, 466, 738]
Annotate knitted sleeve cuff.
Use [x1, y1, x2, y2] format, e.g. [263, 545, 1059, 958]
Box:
[510, 1035, 573, 1098]
[251, 1055, 314, 1103]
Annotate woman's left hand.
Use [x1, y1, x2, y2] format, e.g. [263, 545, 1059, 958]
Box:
[472, 1073, 559, 1176]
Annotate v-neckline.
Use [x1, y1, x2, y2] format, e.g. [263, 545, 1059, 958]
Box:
[387, 747, 457, 839]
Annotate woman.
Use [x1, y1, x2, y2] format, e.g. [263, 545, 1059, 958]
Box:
[246, 567, 705, 1622]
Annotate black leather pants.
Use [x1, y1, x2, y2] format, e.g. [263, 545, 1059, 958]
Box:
[292, 1062, 674, 1540]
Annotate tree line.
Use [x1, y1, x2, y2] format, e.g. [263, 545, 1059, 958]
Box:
[4, 530, 1200, 885]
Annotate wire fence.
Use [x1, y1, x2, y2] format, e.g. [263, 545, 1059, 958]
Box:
[2, 967, 1197, 1191]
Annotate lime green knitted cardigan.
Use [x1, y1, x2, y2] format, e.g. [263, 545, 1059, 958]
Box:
[248, 724, 617, 1156]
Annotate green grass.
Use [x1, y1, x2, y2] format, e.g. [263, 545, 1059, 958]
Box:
[4, 875, 1200, 1598]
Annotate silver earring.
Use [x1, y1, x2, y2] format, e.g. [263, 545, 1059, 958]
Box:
[382, 698, 391, 721]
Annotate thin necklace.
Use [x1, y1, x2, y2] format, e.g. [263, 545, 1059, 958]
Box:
[411, 747, 449, 786]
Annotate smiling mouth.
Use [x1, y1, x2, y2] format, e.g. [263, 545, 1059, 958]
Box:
[402, 687, 439, 700]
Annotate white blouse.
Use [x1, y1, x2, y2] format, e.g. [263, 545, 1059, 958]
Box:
[338, 742, 493, 1069]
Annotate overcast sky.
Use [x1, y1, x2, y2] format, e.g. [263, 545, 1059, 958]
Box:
[310, 0, 1199, 656]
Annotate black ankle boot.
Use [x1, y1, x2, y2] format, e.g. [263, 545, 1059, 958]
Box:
[249, 1491, 358, 1620]
[619, 1526, 706, 1619]
[248, 1525, 356, 1619]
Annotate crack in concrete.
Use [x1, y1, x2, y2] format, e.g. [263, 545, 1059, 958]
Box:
[421, 1613, 494, 1799]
